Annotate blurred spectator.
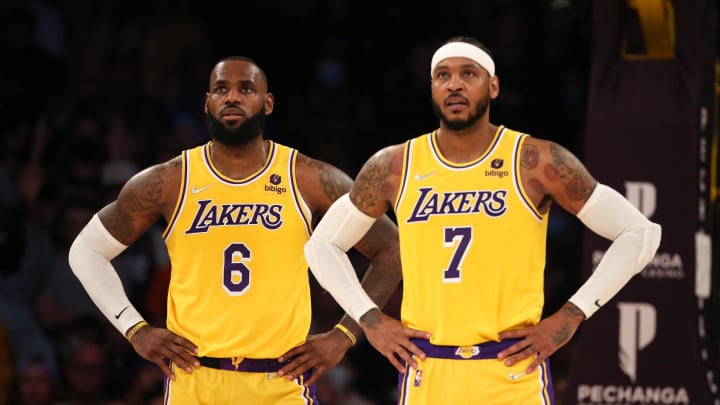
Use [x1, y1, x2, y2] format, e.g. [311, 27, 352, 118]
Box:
[54, 317, 123, 405]
[122, 361, 164, 405]
[7, 354, 62, 405]
[315, 361, 374, 405]
[34, 198, 102, 335]
[0, 123, 57, 388]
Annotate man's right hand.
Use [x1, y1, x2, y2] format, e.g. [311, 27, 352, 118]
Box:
[129, 325, 199, 379]
[359, 308, 431, 372]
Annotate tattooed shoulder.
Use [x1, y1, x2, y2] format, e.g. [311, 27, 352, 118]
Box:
[297, 153, 353, 202]
[105, 162, 177, 243]
[118, 165, 166, 213]
[521, 143, 539, 170]
[358, 148, 393, 186]
[546, 142, 596, 202]
[352, 147, 395, 212]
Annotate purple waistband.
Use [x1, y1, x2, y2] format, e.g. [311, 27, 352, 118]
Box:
[410, 338, 520, 360]
[199, 356, 290, 372]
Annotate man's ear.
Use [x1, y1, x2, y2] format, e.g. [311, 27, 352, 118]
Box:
[489, 75, 500, 100]
[265, 93, 275, 115]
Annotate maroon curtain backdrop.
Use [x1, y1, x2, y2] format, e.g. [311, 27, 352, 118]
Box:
[564, 1, 719, 404]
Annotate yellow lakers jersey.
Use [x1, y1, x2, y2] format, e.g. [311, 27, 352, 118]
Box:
[163, 141, 313, 358]
[395, 126, 548, 346]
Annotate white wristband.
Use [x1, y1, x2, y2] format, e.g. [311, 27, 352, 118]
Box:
[305, 194, 379, 322]
[68, 214, 145, 335]
[569, 184, 662, 318]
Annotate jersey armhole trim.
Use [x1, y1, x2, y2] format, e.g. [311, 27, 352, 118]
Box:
[393, 139, 414, 213]
[513, 134, 544, 221]
[289, 149, 313, 237]
[163, 149, 189, 239]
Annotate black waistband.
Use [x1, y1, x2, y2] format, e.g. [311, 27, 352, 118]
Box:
[198, 356, 290, 372]
[410, 338, 521, 360]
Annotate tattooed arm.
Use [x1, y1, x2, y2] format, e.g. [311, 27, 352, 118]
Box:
[518, 138, 597, 216]
[279, 152, 412, 384]
[98, 158, 181, 244]
[297, 149, 430, 376]
[349, 145, 403, 217]
[333, 145, 405, 337]
[294, 150, 404, 323]
[69, 157, 199, 380]
[498, 137, 660, 375]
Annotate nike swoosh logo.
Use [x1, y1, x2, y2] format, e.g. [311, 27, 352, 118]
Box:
[414, 171, 437, 181]
[114, 306, 129, 319]
[191, 184, 212, 194]
[594, 299, 602, 308]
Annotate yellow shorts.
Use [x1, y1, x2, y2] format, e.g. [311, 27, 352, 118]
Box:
[163, 360, 317, 405]
[397, 339, 555, 405]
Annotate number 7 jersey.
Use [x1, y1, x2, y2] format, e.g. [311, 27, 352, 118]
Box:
[394, 126, 549, 346]
[163, 141, 313, 359]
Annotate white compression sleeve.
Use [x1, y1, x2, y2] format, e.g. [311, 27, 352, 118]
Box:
[305, 194, 379, 323]
[569, 184, 662, 318]
[68, 214, 145, 335]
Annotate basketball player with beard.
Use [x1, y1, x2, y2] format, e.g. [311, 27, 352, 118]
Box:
[68, 56, 427, 404]
[303, 37, 662, 404]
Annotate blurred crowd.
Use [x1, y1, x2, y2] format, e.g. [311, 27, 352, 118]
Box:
[0, 0, 592, 404]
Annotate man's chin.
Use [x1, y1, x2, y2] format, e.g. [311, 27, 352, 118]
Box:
[221, 119, 241, 127]
[445, 120, 471, 131]
[206, 110, 266, 145]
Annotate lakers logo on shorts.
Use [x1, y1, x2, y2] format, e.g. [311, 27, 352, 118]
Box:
[231, 356, 242, 370]
[413, 369, 423, 387]
[454, 345, 480, 359]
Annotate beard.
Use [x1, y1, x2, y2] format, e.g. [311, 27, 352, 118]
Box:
[432, 92, 490, 131]
[205, 109, 266, 147]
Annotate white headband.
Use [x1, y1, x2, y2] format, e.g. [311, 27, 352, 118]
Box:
[430, 42, 495, 77]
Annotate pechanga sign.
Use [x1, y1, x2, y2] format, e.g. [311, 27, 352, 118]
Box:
[577, 384, 690, 404]
[564, 0, 719, 404]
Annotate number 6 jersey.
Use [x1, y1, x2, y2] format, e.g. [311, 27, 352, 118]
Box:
[394, 126, 549, 346]
[163, 141, 313, 358]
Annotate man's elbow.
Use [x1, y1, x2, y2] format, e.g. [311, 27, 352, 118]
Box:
[637, 221, 662, 272]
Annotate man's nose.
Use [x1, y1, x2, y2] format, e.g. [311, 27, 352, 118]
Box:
[447, 74, 464, 91]
[225, 88, 243, 103]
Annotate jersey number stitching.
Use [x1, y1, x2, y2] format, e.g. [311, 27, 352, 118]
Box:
[442, 227, 471, 283]
[223, 243, 251, 295]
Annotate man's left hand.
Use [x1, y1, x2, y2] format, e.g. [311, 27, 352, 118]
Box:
[276, 328, 354, 386]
